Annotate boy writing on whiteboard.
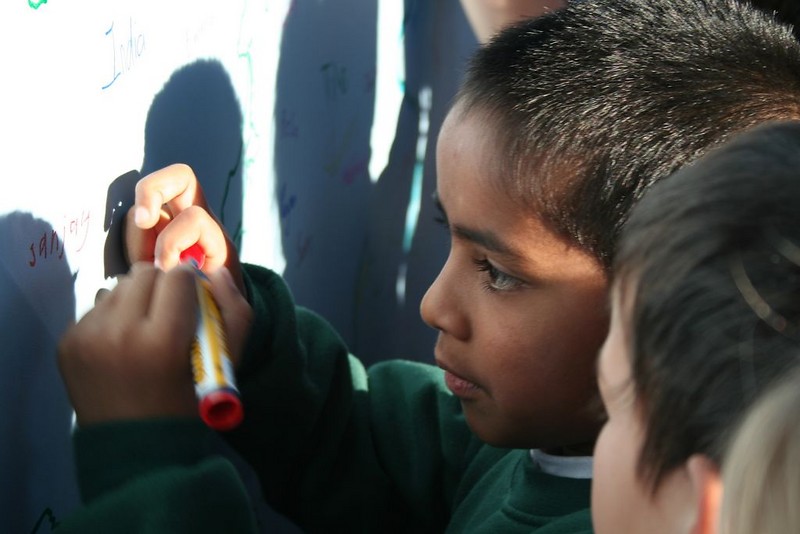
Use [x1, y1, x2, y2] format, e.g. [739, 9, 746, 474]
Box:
[56, 0, 800, 531]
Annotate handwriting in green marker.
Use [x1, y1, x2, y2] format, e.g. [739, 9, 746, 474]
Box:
[29, 0, 48, 9]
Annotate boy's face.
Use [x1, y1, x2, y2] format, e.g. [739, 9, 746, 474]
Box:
[421, 105, 609, 450]
[593, 284, 698, 534]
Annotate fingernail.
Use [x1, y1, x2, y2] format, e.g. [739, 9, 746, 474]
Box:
[134, 206, 150, 227]
[95, 288, 111, 305]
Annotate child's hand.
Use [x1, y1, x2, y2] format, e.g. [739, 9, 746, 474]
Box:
[125, 163, 245, 295]
[57, 262, 253, 427]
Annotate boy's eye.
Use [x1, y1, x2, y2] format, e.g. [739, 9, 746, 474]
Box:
[473, 259, 524, 292]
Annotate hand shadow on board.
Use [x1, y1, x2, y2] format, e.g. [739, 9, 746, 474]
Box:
[141, 59, 244, 247]
[103, 169, 140, 278]
[104, 60, 245, 280]
[0, 212, 79, 533]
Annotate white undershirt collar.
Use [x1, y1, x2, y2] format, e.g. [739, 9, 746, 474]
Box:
[529, 449, 593, 479]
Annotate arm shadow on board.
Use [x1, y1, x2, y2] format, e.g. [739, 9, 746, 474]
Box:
[0, 212, 80, 533]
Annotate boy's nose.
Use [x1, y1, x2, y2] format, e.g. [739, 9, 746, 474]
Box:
[420, 257, 469, 341]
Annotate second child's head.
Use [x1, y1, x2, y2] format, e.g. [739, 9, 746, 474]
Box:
[421, 0, 800, 452]
[593, 120, 800, 534]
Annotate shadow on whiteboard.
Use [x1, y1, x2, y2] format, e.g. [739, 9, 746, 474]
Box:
[103, 169, 141, 279]
[0, 211, 80, 532]
[141, 59, 244, 250]
[274, 0, 378, 363]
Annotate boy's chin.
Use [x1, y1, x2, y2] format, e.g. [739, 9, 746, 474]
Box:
[464, 407, 600, 452]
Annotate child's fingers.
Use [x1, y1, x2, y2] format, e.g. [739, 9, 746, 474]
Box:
[207, 268, 253, 366]
[119, 262, 159, 317]
[147, 264, 199, 351]
[133, 164, 208, 229]
[58, 262, 203, 426]
[152, 206, 229, 271]
[95, 263, 149, 318]
[124, 206, 171, 265]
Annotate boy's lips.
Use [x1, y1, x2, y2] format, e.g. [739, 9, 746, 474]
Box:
[436, 358, 481, 398]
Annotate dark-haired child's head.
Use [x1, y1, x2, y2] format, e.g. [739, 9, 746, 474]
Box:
[748, 0, 800, 38]
[593, 120, 800, 534]
[422, 0, 800, 453]
[457, 0, 800, 269]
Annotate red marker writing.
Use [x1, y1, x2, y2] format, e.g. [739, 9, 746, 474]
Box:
[183, 245, 243, 431]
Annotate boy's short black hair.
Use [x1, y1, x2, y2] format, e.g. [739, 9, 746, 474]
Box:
[748, 0, 800, 36]
[457, 0, 800, 268]
[614, 120, 800, 490]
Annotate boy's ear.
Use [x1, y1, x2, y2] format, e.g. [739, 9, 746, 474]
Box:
[686, 454, 723, 534]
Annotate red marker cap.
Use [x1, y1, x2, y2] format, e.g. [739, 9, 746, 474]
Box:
[179, 243, 206, 269]
[199, 389, 244, 431]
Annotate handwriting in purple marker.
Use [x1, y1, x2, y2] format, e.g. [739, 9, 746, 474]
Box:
[342, 155, 369, 185]
[101, 18, 145, 90]
[279, 183, 297, 220]
[279, 184, 297, 237]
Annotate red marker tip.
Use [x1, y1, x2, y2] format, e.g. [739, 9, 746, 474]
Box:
[199, 389, 244, 431]
[179, 243, 206, 269]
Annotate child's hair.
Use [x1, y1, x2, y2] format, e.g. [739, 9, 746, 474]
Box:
[748, 0, 800, 37]
[721, 367, 800, 534]
[612, 120, 800, 491]
[456, 0, 800, 269]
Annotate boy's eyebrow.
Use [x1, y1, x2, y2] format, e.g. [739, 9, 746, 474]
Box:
[432, 190, 515, 256]
[452, 225, 514, 255]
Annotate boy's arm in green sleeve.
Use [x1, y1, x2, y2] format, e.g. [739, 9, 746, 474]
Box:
[221, 264, 476, 532]
[58, 419, 259, 533]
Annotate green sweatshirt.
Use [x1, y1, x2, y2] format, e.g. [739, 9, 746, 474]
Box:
[58, 264, 593, 533]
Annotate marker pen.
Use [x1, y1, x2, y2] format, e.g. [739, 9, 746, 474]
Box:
[183, 246, 244, 431]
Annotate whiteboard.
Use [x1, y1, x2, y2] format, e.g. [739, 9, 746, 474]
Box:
[0, 0, 476, 530]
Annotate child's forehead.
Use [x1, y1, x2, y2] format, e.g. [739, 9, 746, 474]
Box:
[441, 104, 501, 154]
[445, 102, 590, 193]
[441, 107, 546, 189]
